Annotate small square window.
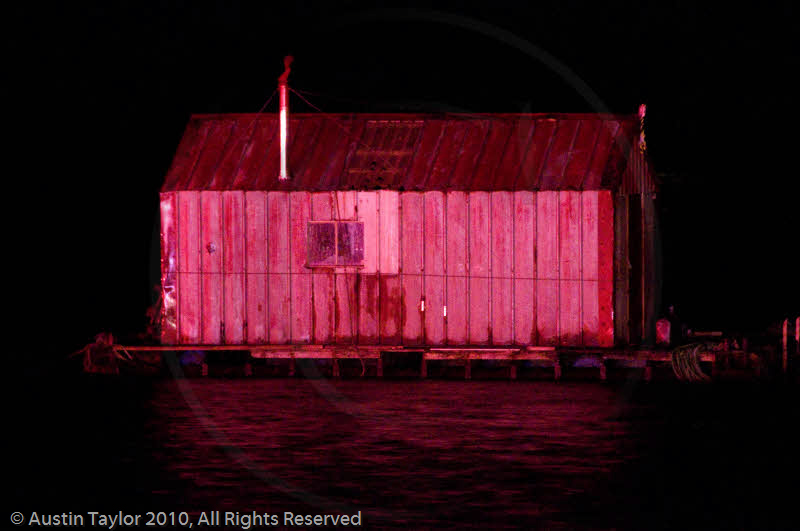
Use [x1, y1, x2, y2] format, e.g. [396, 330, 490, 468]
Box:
[308, 221, 364, 267]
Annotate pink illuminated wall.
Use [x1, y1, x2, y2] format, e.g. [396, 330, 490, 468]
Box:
[161, 190, 614, 347]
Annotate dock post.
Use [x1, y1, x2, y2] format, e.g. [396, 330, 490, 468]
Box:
[509, 363, 517, 380]
[420, 357, 427, 379]
[332, 358, 340, 378]
[554, 360, 561, 381]
[359, 358, 366, 378]
[289, 357, 296, 377]
[599, 360, 607, 381]
[243, 362, 253, 377]
[464, 358, 471, 380]
[783, 318, 788, 375]
[644, 364, 652, 382]
[377, 357, 383, 378]
[201, 362, 208, 377]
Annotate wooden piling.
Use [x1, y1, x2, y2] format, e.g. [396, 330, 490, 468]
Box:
[509, 363, 517, 380]
[420, 358, 427, 378]
[332, 358, 340, 378]
[783, 318, 788, 375]
[644, 364, 652, 382]
[243, 362, 252, 377]
[464, 359, 471, 380]
[554, 360, 561, 381]
[201, 362, 208, 377]
[377, 357, 383, 378]
[599, 361, 607, 381]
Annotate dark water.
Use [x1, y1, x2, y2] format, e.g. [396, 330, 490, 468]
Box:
[8, 372, 800, 530]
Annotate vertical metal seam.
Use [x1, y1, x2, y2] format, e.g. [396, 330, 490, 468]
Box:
[241, 192, 247, 344]
[488, 192, 493, 345]
[286, 192, 290, 344]
[443, 192, 448, 346]
[464, 192, 472, 344]
[175, 193, 181, 344]
[533, 192, 538, 345]
[579, 192, 584, 346]
[377, 191, 382, 344]
[511, 192, 516, 345]
[264, 192, 269, 344]
[197, 193, 203, 345]
[557, 191, 561, 346]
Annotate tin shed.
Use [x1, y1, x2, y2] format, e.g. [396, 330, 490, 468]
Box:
[159, 113, 658, 348]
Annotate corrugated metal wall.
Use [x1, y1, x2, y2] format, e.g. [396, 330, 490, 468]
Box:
[161, 190, 613, 347]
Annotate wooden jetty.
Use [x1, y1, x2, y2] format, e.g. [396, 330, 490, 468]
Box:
[112, 344, 728, 381]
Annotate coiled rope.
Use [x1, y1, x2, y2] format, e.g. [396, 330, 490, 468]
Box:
[671, 343, 711, 382]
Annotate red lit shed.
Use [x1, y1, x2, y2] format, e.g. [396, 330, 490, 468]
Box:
[159, 113, 658, 348]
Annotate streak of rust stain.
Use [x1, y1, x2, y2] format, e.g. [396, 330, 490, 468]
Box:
[379, 275, 401, 345]
[359, 274, 379, 344]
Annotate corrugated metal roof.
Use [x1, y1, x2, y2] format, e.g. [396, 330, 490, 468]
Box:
[161, 113, 655, 193]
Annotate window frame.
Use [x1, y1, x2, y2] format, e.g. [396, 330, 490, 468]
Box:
[306, 220, 365, 268]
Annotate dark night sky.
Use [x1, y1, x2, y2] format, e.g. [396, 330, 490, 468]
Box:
[10, 1, 798, 355]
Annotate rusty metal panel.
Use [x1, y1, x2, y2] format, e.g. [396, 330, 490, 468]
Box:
[358, 192, 378, 273]
[378, 191, 399, 274]
[224, 274, 245, 344]
[564, 120, 601, 188]
[536, 191, 559, 345]
[335, 191, 357, 219]
[188, 118, 236, 190]
[231, 117, 277, 190]
[446, 277, 468, 345]
[200, 192, 223, 344]
[559, 192, 581, 280]
[558, 192, 582, 345]
[177, 192, 201, 344]
[290, 192, 312, 343]
[599, 280, 614, 346]
[246, 273, 267, 344]
[267, 273, 289, 344]
[400, 193, 424, 274]
[267, 192, 289, 273]
[379, 275, 401, 344]
[215, 117, 254, 188]
[222, 192, 245, 343]
[469, 278, 490, 344]
[450, 121, 488, 187]
[470, 120, 512, 190]
[424, 192, 446, 344]
[513, 191, 536, 345]
[428, 121, 469, 188]
[401, 274, 423, 345]
[445, 192, 468, 276]
[517, 120, 557, 190]
[311, 192, 333, 221]
[405, 120, 445, 190]
[585, 121, 620, 189]
[424, 192, 446, 275]
[491, 192, 513, 344]
[245, 192, 268, 343]
[313, 271, 334, 344]
[541, 120, 580, 189]
[290, 192, 311, 268]
[292, 274, 312, 343]
[598, 191, 615, 346]
[223, 192, 245, 273]
[202, 273, 223, 344]
[334, 273, 358, 343]
[178, 273, 201, 344]
[468, 192, 490, 344]
[245, 192, 267, 274]
[445, 191, 468, 345]
[559, 280, 581, 345]
[425, 277, 445, 345]
[160, 193, 178, 344]
[358, 274, 379, 344]
[581, 192, 599, 281]
[498, 118, 537, 189]
[582, 281, 600, 346]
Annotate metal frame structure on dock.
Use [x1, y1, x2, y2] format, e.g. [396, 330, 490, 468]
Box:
[113, 344, 720, 381]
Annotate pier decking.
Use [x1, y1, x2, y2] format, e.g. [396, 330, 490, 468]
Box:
[112, 344, 727, 380]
